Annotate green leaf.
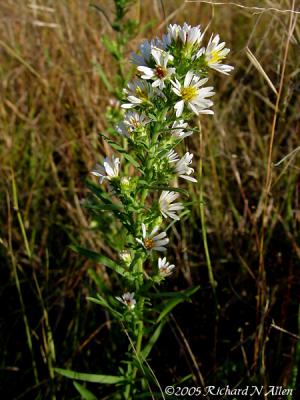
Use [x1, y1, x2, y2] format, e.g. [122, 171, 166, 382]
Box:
[102, 36, 120, 60]
[157, 298, 183, 324]
[87, 295, 122, 318]
[83, 202, 122, 212]
[86, 180, 113, 204]
[123, 153, 140, 168]
[150, 185, 189, 197]
[93, 63, 113, 93]
[156, 286, 200, 323]
[73, 382, 97, 400]
[70, 245, 126, 277]
[99, 133, 126, 153]
[141, 321, 166, 360]
[87, 269, 106, 292]
[55, 368, 125, 384]
[151, 286, 200, 299]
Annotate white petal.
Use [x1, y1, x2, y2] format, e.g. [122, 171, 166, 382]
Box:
[142, 223, 147, 238]
[184, 71, 194, 87]
[153, 232, 167, 240]
[154, 238, 169, 246]
[180, 174, 197, 182]
[174, 100, 184, 117]
[150, 226, 159, 237]
[136, 238, 144, 247]
[153, 246, 167, 252]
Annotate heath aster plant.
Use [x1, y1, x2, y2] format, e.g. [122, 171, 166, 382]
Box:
[82, 23, 233, 398]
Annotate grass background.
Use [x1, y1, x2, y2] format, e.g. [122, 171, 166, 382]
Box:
[1, 0, 299, 399]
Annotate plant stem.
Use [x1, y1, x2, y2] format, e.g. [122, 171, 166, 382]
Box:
[254, 1, 296, 368]
[124, 259, 145, 399]
[8, 177, 39, 385]
[198, 124, 218, 303]
[198, 125, 219, 373]
[131, 258, 145, 389]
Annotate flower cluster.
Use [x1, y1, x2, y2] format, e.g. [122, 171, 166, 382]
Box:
[91, 23, 233, 310]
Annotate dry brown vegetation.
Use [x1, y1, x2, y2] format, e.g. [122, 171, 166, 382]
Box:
[1, 1, 299, 399]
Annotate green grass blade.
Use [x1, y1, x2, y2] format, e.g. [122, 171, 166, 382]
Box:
[93, 62, 113, 93]
[55, 368, 125, 384]
[73, 382, 97, 400]
[123, 153, 140, 168]
[70, 245, 126, 277]
[141, 321, 166, 360]
[156, 286, 200, 323]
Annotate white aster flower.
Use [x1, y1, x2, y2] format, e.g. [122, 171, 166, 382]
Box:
[124, 110, 151, 129]
[91, 156, 120, 184]
[119, 250, 132, 264]
[137, 48, 175, 89]
[174, 152, 197, 182]
[166, 24, 180, 42]
[167, 149, 180, 164]
[116, 111, 150, 137]
[158, 257, 175, 277]
[179, 23, 204, 46]
[116, 292, 136, 310]
[167, 23, 204, 46]
[122, 79, 164, 109]
[108, 98, 121, 108]
[120, 176, 132, 192]
[116, 121, 130, 138]
[131, 38, 164, 67]
[170, 120, 193, 139]
[172, 71, 215, 117]
[198, 34, 234, 75]
[161, 32, 172, 49]
[159, 191, 184, 220]
[136, 223, 169, 252]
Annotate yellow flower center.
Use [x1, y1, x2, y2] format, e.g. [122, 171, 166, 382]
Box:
[129, 117, 140, 128]
[135, 87, 148, 101]
[155, 65, 167, 79]
[181, 86, 197, 101]
[144, 238, 154, 250]
[209, 50, 223, 64]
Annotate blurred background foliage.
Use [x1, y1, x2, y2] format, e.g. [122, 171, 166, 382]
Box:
[0, 0, 299, 399]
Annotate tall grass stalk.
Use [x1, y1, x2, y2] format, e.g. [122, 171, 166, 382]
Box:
[9, 176, 39, 385]
[255, 0, 297, 371]
[198, 125, 217, 298]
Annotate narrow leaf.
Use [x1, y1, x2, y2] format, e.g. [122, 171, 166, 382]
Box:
[73, 381, 97, 400]
[86, 180, 113, 204]
[151, 286, 200, 299]
[156, 286, 200, 323]
[83, 202, 122, 212]
[55, 368, 124, 384]
[123, 153, 140, 168]
[87, 295, 122, 318]
[87, 269, 106, 292]
[141, 321, 166, 360]
[93, 62, 113, 93]
[157, 298, 184, 323]
[99, 133, 126, 153]
[70, 245, 126, 277]
[150, 185, 189, 197]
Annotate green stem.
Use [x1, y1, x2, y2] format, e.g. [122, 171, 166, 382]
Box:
[10, 176, 39, 385]
[198, 128, 218, 310]
[124, 259, 145, 399]
[288, 303, 300, 399]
